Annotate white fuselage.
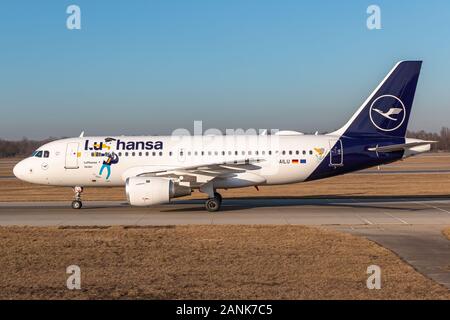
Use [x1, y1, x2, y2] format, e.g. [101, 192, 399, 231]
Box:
[13, 133, 340, 188]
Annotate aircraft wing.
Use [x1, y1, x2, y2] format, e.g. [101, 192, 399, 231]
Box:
[131, 159, 266, 187]
[368, 141, 436, 153]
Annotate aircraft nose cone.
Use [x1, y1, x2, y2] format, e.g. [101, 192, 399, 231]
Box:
[13, 160, 26, 180]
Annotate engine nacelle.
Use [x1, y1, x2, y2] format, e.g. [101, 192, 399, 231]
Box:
[125, 177, 191, 206]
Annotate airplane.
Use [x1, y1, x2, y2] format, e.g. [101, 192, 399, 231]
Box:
[13, 61, 435, 212]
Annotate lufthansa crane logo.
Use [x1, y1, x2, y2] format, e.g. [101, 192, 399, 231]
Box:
[369, 95, 406, 132]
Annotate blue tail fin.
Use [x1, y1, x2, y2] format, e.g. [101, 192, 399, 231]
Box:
[335, 61, 422, 138]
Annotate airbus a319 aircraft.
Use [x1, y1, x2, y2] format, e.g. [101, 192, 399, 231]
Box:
[14, 61, 434, 211]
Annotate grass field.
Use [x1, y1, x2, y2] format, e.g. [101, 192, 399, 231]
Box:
[1, 154, 450, 202]
[1, 155, 449, 300]
[444, 228, 450, 240]
[0, 225, 449, 300]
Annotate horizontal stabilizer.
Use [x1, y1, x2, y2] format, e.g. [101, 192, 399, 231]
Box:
[368, 141, 436, 153]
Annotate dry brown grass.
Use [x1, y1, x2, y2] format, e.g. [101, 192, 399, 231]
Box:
[0, 158, 19, 177]
[2, 154, 450, 202]
[443, 228, 450, 241]
[0, 225, 448, 300]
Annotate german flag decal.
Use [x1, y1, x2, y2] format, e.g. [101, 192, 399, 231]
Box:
[292, 159, 299, 164]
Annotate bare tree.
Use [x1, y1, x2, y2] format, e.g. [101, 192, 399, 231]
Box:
[407, 127, 450, 151]
[0, 138, 57, 158]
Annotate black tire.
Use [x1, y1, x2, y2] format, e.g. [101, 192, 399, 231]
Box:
[214, 192, 222, 204]
[205, 198, 221, 212]
[71, 200, 82, 209]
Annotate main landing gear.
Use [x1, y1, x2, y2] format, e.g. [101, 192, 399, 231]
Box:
[197, 183, 224, 212]
[71, 186, 83, 209]
[205, 192, 222, 212]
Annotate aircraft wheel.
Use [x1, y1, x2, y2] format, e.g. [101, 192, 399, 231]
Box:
[205, 197, 221, 212]
[214, 192, 222, 204]
[71, 200, 82, 210]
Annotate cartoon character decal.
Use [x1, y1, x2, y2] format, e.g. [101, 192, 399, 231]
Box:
[99, 152, 119, 180]
[96, 138, 119, 180]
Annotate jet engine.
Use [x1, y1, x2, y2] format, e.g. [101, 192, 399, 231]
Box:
[125, 177, 191, 206]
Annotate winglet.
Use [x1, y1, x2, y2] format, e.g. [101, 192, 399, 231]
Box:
[79, 131, 85, 138]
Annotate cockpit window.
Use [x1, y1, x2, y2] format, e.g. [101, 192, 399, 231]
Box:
[31, 150, 49, 158]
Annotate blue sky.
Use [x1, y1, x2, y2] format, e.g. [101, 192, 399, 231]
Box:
[1, 0, 449, 139]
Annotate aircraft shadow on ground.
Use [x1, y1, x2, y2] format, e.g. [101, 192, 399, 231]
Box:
[71, 195, 450, 212]
[158, 195, 449, 213]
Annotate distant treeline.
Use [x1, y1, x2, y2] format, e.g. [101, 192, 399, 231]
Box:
[0, 128, 450, 157]
[406, 127, 450, 152]
[0, 138, 57, 158]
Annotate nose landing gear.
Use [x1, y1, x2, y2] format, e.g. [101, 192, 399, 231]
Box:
[71, 186, 83, 209]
